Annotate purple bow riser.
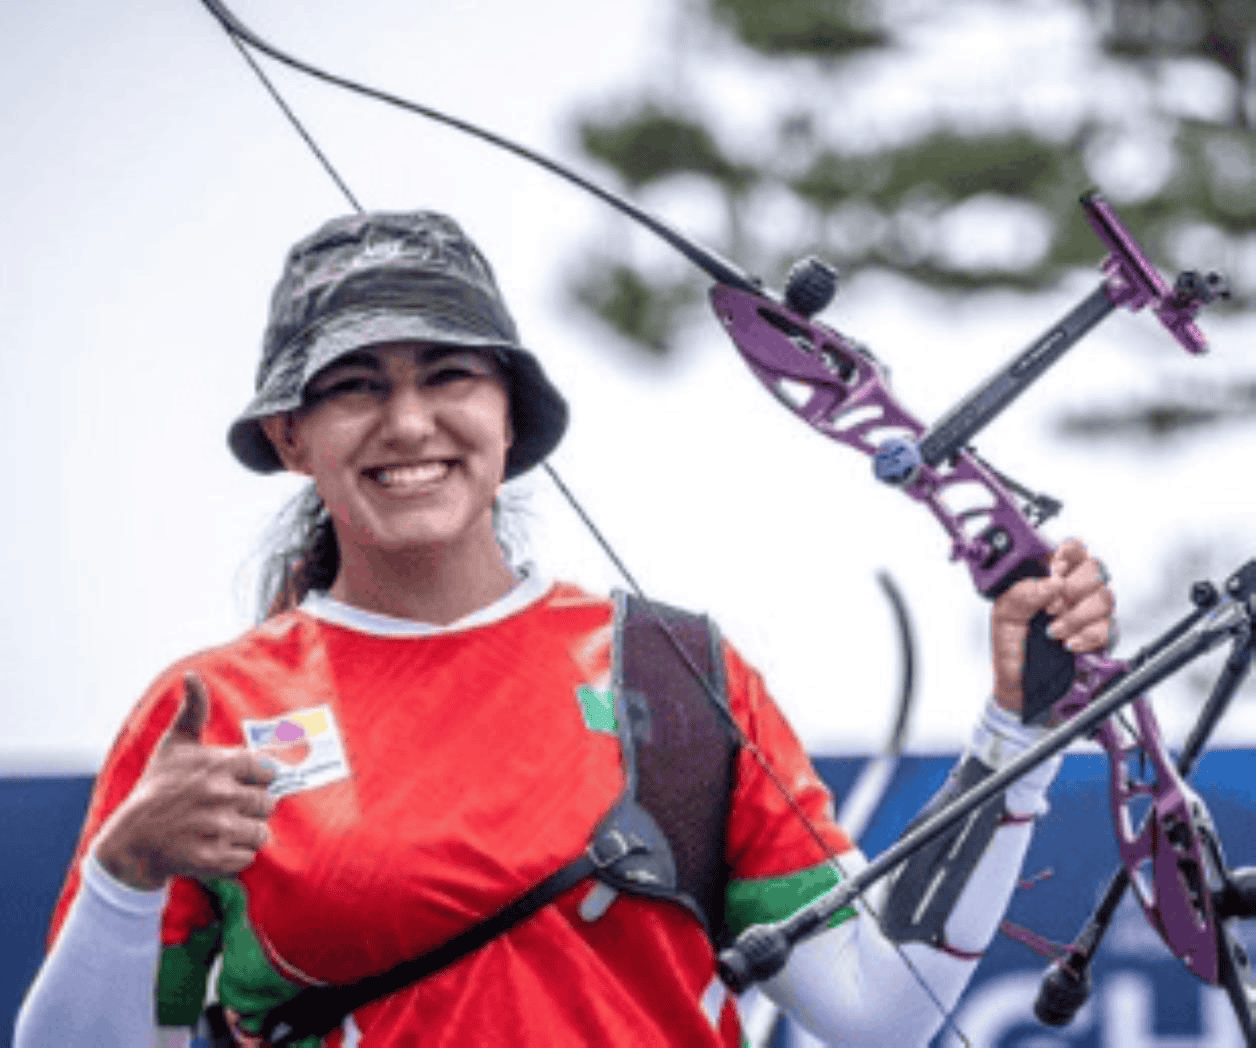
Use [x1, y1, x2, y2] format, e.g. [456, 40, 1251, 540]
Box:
[711, 283, 1054, 597]
[712, 279, 1225, 987]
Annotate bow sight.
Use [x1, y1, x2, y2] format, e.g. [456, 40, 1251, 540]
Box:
[719, 192, 1226, 608]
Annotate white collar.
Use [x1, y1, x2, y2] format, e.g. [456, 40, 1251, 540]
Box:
[300, 563, 550, 638]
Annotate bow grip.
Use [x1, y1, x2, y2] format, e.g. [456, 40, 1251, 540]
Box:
[988, 558, 1077, 726]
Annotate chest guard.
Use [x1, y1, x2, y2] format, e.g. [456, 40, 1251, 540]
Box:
[583, 592, 741, 945]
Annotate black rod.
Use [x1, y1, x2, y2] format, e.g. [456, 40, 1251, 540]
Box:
[718, 593, 1250, 991]
[919, 285, 1115, 466]
[1035, 620, 1256, 1029]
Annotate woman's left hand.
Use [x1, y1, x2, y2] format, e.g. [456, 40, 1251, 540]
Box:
[991, 538, 1115, 714]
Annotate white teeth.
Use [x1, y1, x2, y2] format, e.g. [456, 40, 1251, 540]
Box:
[373, 462, 449, 488]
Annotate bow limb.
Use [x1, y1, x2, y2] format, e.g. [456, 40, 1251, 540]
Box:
[877, 571, 916, 760]
[198, 0, 760, 295]
[834, 573, 915, 843]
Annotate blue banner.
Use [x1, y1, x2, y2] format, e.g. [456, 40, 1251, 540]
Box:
[5, 753, 1255, 1046]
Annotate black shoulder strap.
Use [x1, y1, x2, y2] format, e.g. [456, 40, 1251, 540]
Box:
[252, 594, 739, 1047]
[257, 854, 598, 1044]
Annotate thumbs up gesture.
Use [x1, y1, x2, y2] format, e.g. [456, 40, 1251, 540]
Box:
[94, 672, 277, 891]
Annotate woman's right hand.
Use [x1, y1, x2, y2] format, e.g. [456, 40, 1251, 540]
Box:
[93, 672, 276, 891]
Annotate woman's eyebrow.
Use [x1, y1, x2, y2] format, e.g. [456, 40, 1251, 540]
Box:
[323, 350, 385, 372]
[415, 345, 491, 365]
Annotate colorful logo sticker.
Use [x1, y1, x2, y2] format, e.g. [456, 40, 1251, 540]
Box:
[242, 705, 350, 798]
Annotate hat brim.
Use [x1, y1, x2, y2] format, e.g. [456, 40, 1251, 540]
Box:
[228, 311, 567, 480]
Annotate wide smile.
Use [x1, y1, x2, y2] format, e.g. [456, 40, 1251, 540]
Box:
[362, 460, 456, 494]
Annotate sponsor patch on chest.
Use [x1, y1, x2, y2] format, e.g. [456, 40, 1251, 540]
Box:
[242, 705, 351, 798]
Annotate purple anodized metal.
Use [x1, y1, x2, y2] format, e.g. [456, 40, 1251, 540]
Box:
[710, 284, 1055, 596]
[1082, 193, 1209, 355]
[1054, 658, 1221, 983]
[1103, 697, 1220, 982]
[711, 277, 1223, 986]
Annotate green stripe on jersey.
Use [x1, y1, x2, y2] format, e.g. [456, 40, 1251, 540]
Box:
[576, 685, 618, 733]
[207, 879, 323, 1048]
[725, 862, 857, 937]
[157, 922, 222, 1026]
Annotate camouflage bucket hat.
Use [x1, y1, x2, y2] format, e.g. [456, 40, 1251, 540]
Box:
[228, 211, 568, 480]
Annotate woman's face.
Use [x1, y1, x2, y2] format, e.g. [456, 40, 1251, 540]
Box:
[262, 342, 512, 559]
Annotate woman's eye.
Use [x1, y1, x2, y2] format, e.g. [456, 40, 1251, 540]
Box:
[309, 376, 386, 402]
[426, 366, 478, 386]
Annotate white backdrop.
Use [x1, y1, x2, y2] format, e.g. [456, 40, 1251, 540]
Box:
[3, 0, 1253, 771]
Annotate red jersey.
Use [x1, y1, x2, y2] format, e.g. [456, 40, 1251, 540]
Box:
[50, 580, 852, 1046]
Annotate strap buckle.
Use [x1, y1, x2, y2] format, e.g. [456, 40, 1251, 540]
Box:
[587, 828, 646, 869]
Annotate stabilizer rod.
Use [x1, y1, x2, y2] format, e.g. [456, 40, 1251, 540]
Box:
[718, 591, 1252, 992]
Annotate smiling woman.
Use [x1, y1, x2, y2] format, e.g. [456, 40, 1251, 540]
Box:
[258, 343, 517, 624]
[234, 212, 568, 626]
[13, 208, 1116, 1048]
[256, 343, 517, 622]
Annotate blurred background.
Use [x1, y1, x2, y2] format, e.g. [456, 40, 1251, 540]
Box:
[3, 0, 1255, 1044]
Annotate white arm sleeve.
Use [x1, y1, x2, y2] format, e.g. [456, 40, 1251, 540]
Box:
[762, 698, 1060, 1046]
[13, 852, 185, 1048]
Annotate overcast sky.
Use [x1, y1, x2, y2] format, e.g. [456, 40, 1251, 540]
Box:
[3, 0, 1254, 771]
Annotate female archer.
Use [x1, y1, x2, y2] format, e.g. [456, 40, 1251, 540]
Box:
[15, 210, 1113, 1047]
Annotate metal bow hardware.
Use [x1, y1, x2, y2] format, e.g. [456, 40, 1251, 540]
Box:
[718, 561, 1256, 1038]
[196, 1, 1255, 1040]
[705, 194, 1254, 1032]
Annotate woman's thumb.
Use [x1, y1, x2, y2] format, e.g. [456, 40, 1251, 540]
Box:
[166, 671, 209, 744]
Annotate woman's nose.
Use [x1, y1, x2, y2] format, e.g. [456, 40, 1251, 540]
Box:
[380, 384, 437, 442]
